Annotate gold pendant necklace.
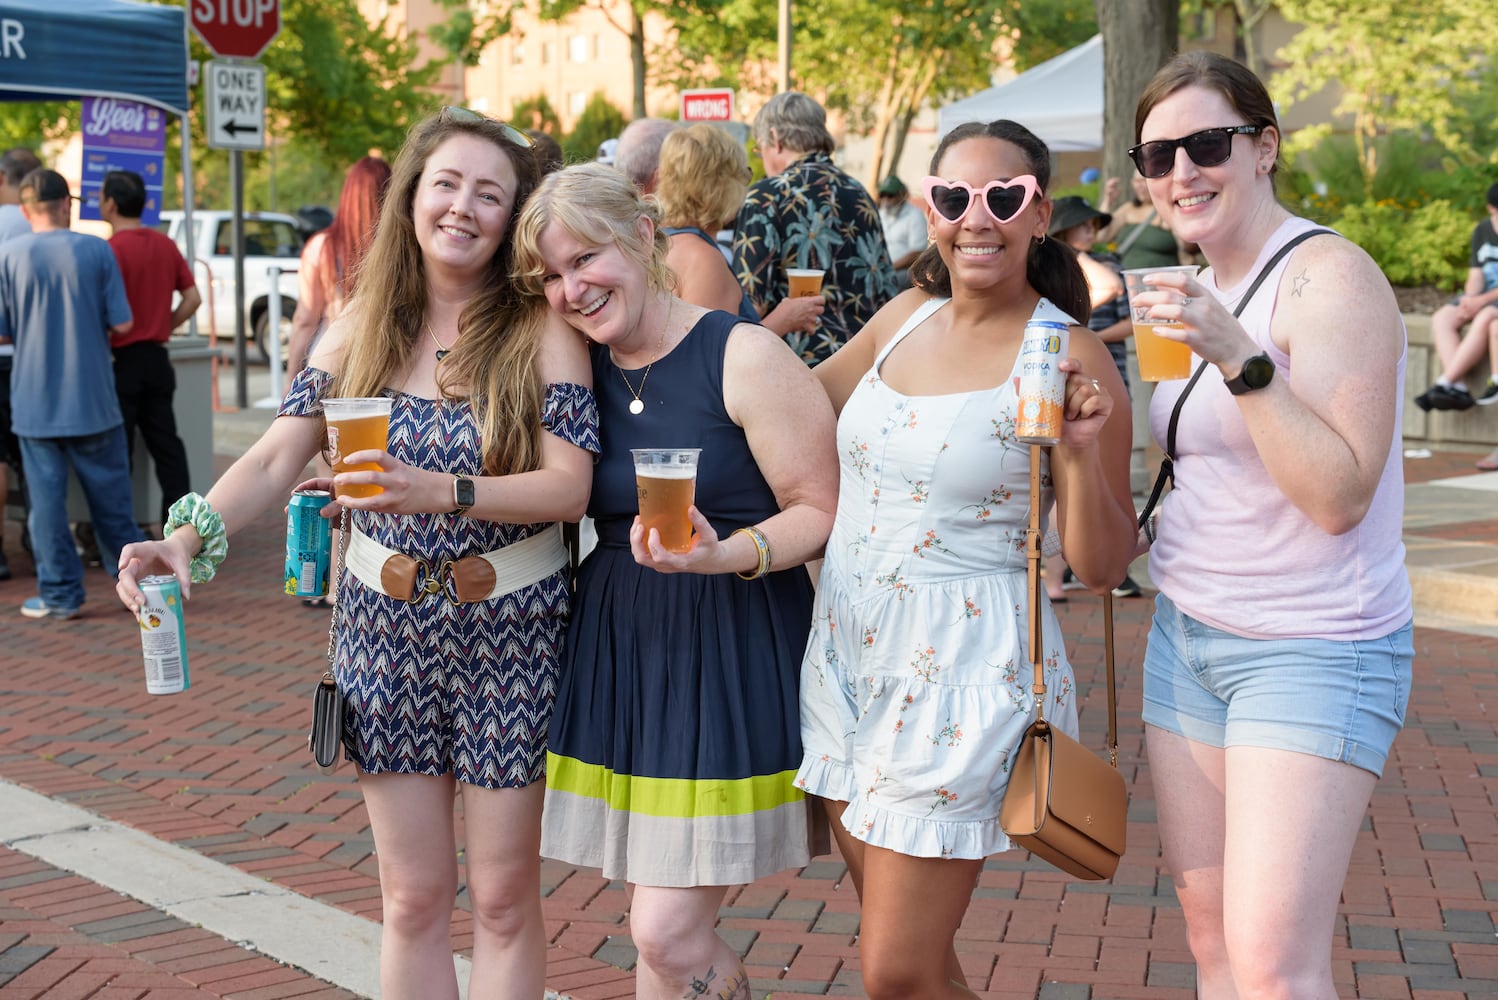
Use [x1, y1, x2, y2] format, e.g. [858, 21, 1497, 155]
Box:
[424, 320, 452, 362]
[619, 300, 672, 416]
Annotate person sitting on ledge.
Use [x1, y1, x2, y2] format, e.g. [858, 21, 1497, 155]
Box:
[1413, 181, 1498, 413]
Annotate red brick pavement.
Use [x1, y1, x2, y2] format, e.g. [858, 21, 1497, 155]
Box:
[1, 451, 1496, 998]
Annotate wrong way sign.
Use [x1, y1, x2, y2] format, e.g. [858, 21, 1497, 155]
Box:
[206, 61, 266, 151]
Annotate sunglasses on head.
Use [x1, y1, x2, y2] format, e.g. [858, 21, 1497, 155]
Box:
[1128, 125, 1262, 179]
[921, 175, 1040, 226]
[440, 106, 535, 149]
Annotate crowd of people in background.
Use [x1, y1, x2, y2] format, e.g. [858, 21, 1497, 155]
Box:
[0, 49, 1487, 999]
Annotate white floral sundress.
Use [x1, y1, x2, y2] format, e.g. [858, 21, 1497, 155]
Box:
[795, 296, 1078, 860]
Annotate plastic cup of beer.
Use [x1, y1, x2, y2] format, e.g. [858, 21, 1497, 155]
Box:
[323, 396, 393, 499]
[786, 268, 825, 298]
[632, 448, 700, 553]
[1122, 265, 1199, 381]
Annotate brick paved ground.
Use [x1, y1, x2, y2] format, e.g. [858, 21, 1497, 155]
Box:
[2, 449, 1496, 998]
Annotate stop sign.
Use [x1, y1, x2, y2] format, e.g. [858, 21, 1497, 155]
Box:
[190, 0, 281, 60]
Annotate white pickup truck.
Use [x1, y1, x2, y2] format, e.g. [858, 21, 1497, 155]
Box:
[157, 210, 304, 364]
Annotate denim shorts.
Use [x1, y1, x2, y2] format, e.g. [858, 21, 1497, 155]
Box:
[1142, 593, 1412, 777]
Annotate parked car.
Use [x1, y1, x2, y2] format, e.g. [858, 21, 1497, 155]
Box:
[157, 210, 303, 365]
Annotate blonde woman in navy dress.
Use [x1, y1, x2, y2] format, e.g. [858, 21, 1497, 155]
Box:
[511, 163, 838, 1000]
[796, 120, 1138, 998]
[117, 109, 598, 999]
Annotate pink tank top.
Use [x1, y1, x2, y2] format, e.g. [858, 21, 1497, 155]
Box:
[1147, 217, 1412, 640]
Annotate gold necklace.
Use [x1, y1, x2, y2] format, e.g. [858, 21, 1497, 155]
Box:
[618, 300, 673, 416]
[424, 320, 452, 362]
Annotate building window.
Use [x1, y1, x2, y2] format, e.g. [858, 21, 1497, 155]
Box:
[568, 91, 587, 116]
[511, 43, 524, 66]
[542, 41, 554, 66]
[569, 35, 588, 64]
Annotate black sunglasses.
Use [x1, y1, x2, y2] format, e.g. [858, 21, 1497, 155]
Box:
[1128, 125, 1262, 179]
[440, 106, 534, 149]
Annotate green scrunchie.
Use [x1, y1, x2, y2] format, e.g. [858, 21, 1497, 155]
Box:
[164, 492, 228, 584]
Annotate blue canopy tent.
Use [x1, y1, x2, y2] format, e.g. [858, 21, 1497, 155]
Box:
[0, 0, 194, 224]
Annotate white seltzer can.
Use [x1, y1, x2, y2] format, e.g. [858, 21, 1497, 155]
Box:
[1015, 300, 1072, 445]
[137, 574, 190, 695]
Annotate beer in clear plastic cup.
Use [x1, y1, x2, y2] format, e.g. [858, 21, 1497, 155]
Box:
[632, 448, 700, 553]
[786, 268, 825, 298]
[1122, 266, 1198, 381]
[323, 397, 393, 498]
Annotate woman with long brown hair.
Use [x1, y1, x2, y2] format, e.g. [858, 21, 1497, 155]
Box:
[116, 108, 597, 999]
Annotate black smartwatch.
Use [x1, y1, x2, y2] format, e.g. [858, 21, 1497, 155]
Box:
[451, 476, 475, 516]
[1224, 353, 1275, 395]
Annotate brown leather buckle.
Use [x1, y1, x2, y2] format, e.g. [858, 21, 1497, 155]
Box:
[440, 555, 498, 604]
[379, 553, 439, 603]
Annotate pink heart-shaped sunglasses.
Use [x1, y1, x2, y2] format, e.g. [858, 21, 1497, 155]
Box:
[921, 175, 1040, 225]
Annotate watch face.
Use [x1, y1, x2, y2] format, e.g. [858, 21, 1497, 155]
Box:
[1244, 354, 1275, 389]
[455, 478, 475, 507]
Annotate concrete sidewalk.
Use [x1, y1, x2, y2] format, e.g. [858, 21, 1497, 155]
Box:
[0, 368, 1494, 998]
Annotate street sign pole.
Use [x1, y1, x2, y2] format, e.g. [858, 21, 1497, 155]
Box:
[231, 149, 247, 408]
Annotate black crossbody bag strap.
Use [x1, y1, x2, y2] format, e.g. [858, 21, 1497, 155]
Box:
[1135, 228, 1334, 530]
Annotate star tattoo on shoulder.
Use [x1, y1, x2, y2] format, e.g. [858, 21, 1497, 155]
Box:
[1291, 269, 1311, 297]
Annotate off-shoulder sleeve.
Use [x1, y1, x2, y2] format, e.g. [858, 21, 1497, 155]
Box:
[542, 381, 600, 454]
[278, 366, 334, 417]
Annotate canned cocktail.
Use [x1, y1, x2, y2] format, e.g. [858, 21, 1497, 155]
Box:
[285, 489, 333, 597]
[1015, 302, 1072, 445]
[323, 397, 392, 498]
[137, 574, 189, 695]
[632, 448, 700, 553]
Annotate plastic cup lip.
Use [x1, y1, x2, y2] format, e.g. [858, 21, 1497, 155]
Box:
[786, 268, 825, 277]
[322, 396, 393, 416]
[1121, 264, 1199, 276]
[630, 447, 701, 462]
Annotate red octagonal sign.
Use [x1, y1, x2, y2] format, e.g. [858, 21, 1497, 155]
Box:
[191, 0, 281, 60]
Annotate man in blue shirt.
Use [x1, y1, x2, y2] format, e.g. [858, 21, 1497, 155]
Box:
[0, 169, 143, 619]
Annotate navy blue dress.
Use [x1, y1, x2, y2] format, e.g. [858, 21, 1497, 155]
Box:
[541, 309, 813, 886]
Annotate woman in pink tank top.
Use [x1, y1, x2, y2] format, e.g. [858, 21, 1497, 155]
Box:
[1128, 51, 1413, 999]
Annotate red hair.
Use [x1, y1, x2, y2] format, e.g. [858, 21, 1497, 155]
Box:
[317, 155, 392, 303]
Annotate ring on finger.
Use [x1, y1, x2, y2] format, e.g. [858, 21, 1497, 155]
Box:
[1181, 295, 1193, 308]
[1090, 378, 1101, 392]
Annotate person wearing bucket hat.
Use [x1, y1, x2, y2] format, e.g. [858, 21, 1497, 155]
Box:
[1045, 195, 1143, 600]
[877, 174, 925, 290]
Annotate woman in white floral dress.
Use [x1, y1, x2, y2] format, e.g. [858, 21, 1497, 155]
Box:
[795, 119, 1138, 998]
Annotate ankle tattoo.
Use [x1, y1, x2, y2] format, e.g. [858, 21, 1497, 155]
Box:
[681, 965, 750, 1000]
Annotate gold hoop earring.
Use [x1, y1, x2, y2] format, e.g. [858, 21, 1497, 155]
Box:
[1035, 233, 1047, 246]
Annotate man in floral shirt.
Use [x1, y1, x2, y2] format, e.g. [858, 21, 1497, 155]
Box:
[733, 92, 898, 365]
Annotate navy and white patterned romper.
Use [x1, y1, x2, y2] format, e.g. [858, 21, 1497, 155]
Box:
[280, 366, 599, 788]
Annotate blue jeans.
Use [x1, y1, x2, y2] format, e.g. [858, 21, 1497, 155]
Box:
[19, 427, 144, 609]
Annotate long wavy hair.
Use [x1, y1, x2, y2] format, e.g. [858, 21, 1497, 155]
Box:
[337, 110, 545, 477]
[316, 156, 392, 307]
[909, 120, 1091, 324]
[511, 162, 676, 299]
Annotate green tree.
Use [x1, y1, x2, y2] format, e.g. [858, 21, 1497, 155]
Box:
[562, 92, 629, 163]
[1273, 0, 1485, 192]
[511, 94, 566, 137]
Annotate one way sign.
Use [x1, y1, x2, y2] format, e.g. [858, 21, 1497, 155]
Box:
[206, 61, 266, 151]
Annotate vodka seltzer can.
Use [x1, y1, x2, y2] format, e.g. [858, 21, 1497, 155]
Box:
[285, 489, 333, 598]
[1015, 301, 1072, 445]
[137, 574, 189, 695]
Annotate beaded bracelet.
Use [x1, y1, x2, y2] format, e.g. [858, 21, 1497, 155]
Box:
[163, 492, 228, 584]
[732, 526, 772, 581]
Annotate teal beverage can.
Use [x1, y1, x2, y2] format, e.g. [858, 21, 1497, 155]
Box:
[285, 489, 333, 598]
[137, 574, 189, 695]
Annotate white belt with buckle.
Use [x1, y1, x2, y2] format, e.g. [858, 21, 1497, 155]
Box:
[344, 523, 568, 604]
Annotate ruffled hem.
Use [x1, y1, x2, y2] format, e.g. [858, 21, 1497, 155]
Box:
[842, 796, 1011, 860]
[794, 751, 856, 802]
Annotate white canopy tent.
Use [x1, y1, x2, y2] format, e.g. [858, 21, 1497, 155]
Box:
[938, 35, 1103, 152]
